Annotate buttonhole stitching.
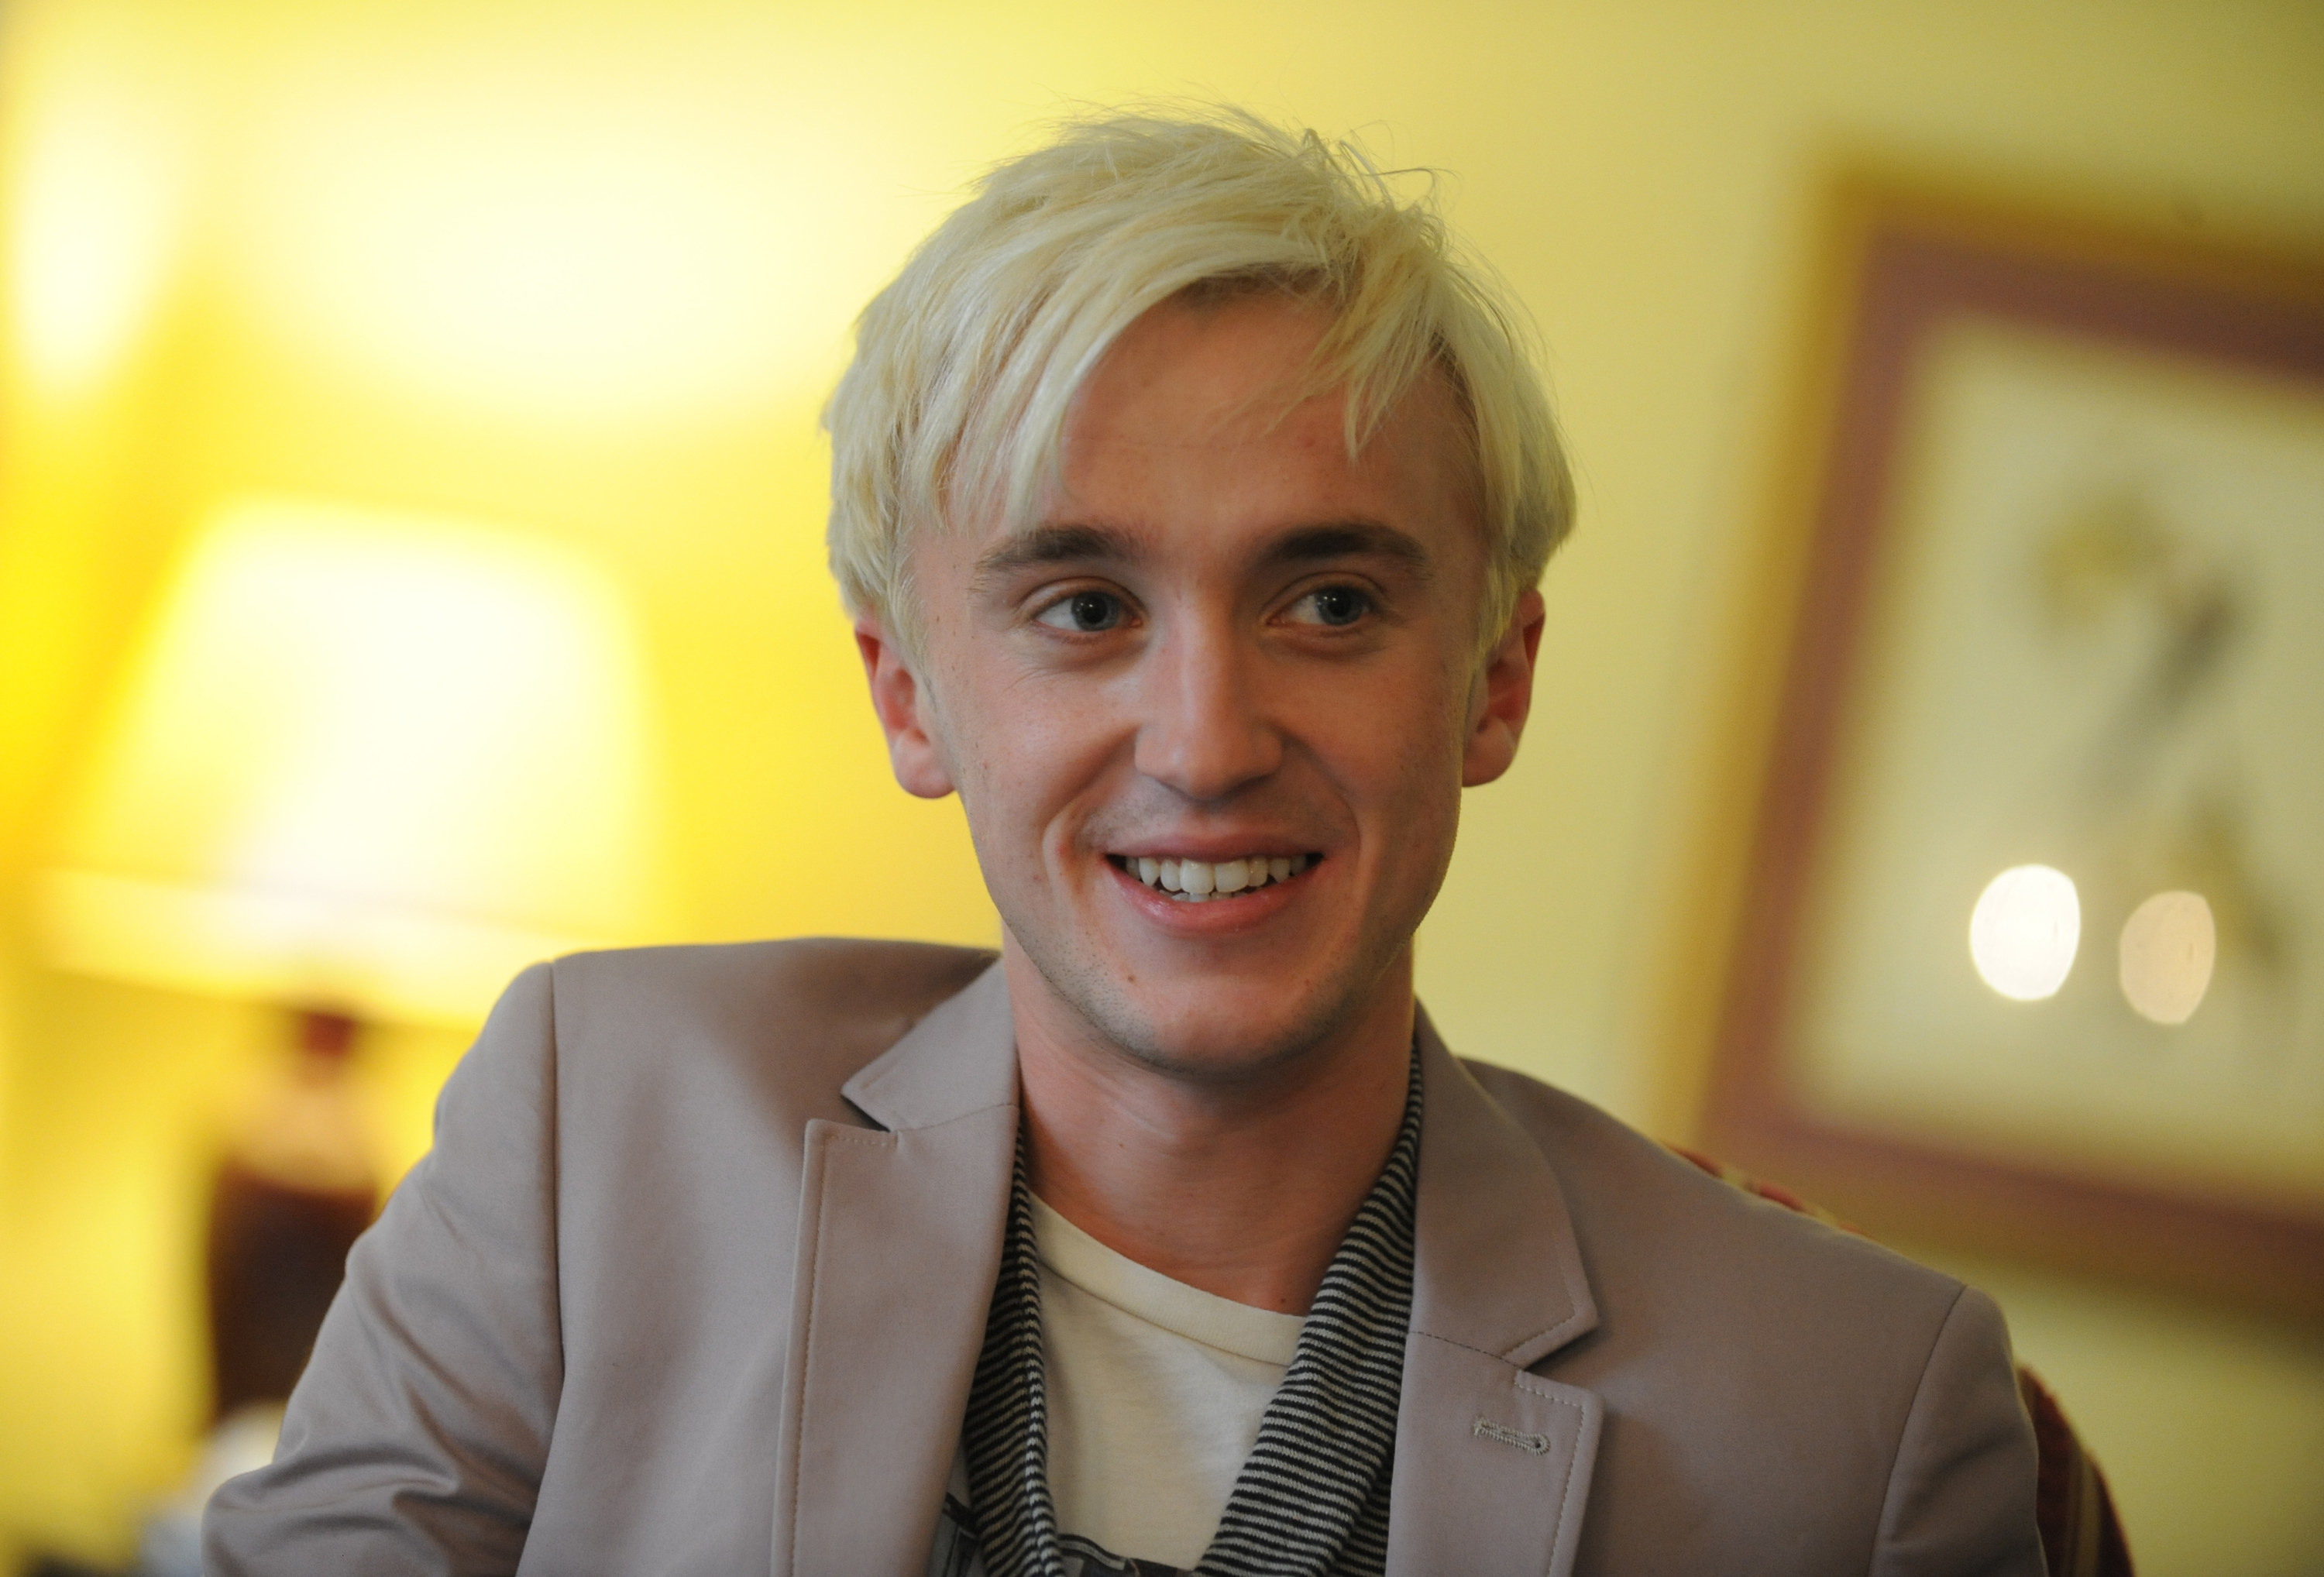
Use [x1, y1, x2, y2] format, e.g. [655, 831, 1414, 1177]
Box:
[1473, 1416, 1552, 1455]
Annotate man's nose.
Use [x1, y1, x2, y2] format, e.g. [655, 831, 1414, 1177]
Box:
[1131, 620, 1282, 802]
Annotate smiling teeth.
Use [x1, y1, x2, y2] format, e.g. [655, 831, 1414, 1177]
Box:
[1130, 853, 1312, 901]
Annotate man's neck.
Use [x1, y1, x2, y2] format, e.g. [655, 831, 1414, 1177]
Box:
[1005, 943, 1414, 1317]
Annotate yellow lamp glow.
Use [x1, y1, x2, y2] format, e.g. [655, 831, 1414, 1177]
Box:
[39, 497, 668, 1024]
[229, 47, 912, 421]
[5, 44, 192, 397]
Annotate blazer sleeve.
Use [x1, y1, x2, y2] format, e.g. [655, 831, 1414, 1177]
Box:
[203, 963, 565, 1576]
[1870, 1284, 2045, 1577]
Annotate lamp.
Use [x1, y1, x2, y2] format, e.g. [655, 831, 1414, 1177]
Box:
[39, 494, 668, 1025]
[34, 495, 667, 1429]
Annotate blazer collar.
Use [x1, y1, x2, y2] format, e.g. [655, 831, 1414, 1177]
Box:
[771, 960, 1018, 1577]
[1408, 1005, 1597, 1365]
[1386, 1010, 1604, 1577]
[838, 971, 1601, 1348]
[843, 973, 1603, 1348]
[842, 955, 1019, 1131]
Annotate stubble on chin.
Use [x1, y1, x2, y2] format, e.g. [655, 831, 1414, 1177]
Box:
[999, 901, 1411, 1087]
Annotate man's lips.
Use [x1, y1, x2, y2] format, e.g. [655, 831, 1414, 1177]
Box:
[1102, 854, 1312, 930]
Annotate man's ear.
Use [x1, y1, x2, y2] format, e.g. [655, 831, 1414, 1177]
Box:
[1460, 587, 1545, 788]
[856, 616, 958, 800]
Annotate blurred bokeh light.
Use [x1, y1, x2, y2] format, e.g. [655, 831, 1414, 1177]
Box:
[2119, 889, 2219, 1026]
[1971, 864, 2082, 1002]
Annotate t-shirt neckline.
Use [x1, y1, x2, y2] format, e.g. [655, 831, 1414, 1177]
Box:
[1028, 1194, 1307, 1368]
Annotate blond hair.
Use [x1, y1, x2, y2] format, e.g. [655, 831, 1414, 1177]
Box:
[824, 106, 1573, 655]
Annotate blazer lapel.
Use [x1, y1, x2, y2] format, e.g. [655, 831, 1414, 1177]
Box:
[769, 961, 1019, 1577]
[1387, 1011, 1604, 1577]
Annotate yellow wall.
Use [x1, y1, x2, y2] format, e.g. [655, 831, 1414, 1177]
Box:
[2, 0, 2319, 1569]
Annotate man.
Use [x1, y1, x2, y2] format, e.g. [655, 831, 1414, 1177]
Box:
[206, 110, 2040, 1575]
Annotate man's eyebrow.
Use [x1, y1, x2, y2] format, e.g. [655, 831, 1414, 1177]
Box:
[971, 523, 1143, 589]
[970, 518, 1433, 591]
[1263, 521, 1433, 579]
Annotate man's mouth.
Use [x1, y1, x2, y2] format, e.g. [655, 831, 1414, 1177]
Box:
[1109, 853, 1318, 903]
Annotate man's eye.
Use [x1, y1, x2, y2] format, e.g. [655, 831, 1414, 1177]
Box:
[1289, 586, 1370, 627]
[1034, 590, 1126, 633]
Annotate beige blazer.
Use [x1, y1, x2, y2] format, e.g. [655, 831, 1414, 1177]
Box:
[204, 939, 2041, 1576]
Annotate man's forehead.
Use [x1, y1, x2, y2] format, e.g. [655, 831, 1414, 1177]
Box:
[935, 294, 1484, 600]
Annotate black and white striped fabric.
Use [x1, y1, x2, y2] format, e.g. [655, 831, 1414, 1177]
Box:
[961, 1050, 1423, 1577]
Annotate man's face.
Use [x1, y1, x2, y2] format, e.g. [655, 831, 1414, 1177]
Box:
[861, 293, 1542, 1078]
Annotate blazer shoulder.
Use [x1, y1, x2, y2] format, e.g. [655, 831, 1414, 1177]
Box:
[536, 936, 998, 1116]
[1459, 1060, 2035, 1571]
[549, 936, 995, 1039]
[1458, 1057, 1965, 1320]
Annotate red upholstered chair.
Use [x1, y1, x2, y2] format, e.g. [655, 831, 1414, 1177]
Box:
[1669, 1148, 2134, 1577]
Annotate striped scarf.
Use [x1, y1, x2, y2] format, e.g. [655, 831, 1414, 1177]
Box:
[962, 1050, 1422, 1577]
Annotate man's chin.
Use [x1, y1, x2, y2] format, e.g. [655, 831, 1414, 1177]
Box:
[1006, 927, 1400, 1086]
[1093, 1024, 1336, 1084]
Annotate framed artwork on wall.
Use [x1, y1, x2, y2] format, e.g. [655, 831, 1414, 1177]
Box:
[1694, 177, 2324, 1316]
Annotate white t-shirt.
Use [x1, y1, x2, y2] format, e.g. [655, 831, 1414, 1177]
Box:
[932, 1197, 1305, 1575]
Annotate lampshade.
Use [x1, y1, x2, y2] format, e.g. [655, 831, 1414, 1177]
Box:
[38, 497, 668, 1024]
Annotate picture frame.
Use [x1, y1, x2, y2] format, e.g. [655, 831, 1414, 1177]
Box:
[1690, 176, 2324, 1317]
